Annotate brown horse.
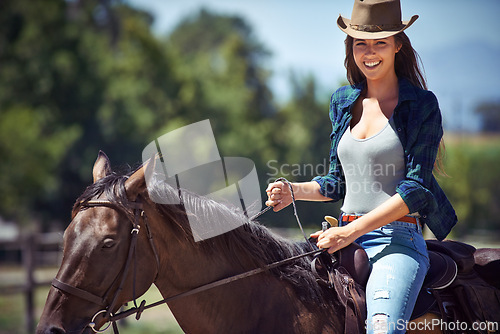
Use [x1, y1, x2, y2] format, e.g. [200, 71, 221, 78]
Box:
[37, 152, 497, 334]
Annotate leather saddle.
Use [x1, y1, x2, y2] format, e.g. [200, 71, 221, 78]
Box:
[311, 239, 479, 320]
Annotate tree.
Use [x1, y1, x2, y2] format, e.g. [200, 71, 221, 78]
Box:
[166, 9, 278, 177]
[0, 0, 182, 228]
[0, 0, 88, 225]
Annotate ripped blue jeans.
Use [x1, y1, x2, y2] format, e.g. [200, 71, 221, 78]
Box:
[343, 218, 430, 334]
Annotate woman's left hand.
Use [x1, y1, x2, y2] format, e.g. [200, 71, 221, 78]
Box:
[310, 225, 359, 254]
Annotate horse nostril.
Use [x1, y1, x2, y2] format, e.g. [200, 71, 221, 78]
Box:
[48, 327, 66, 334]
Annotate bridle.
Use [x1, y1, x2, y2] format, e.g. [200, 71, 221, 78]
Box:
[51, 198, 160, 333]
[51, 178, 325, 334]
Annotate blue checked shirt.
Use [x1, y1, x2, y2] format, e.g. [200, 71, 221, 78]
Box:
[312, 78, 457, 240]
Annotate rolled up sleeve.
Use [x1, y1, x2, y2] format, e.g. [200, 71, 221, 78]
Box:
[312, 160, 345, 202]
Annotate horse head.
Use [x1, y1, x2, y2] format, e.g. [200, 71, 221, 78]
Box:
[37, 151, 159, 334]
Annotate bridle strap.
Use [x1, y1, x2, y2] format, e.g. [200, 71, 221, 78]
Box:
[143, 214, 160, 273]
[52, 278, 107, 306]
[104, 223, 140, 320]
[110, 247, 324, 322]
[51, 198, 153, 333]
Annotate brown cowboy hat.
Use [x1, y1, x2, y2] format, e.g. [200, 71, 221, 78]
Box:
[337, 0, 418, 39]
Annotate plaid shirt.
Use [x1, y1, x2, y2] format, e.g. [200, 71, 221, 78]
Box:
[313, 78, 457, 240]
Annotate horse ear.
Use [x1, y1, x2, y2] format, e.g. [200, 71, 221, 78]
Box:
[125, 156, 156, 201]
[93, 151, 112, 183]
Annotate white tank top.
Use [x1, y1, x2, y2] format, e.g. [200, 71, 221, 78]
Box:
[337, 118, 405, 214]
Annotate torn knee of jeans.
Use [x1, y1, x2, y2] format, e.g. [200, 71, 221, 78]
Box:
[373, 289, 390, 300]
[371, 313, 389, 334]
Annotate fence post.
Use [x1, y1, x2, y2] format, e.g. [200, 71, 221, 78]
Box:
[23, 233, 35, 334]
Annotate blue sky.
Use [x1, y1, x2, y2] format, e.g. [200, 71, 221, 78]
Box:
[126, 0, 500, 131]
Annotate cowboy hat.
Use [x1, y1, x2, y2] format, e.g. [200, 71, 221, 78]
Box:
[337, 0, 418, 39]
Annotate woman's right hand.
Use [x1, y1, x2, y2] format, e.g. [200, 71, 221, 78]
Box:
[265, 181, 293, 212]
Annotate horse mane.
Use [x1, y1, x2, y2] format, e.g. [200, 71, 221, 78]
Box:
[73, 166, 337, 308]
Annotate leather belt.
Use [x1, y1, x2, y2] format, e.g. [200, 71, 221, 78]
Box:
[341, 214, 420, 225]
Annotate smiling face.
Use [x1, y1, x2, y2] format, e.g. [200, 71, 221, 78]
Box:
[352, 37, 401, 83]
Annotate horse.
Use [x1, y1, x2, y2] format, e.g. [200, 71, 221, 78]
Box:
[37, 152, 499, 334]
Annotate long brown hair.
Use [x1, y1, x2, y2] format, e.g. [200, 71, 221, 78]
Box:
[343, 32, 446, 175]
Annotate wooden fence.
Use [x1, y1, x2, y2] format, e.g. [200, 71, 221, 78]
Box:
[0, 232, 63, 334]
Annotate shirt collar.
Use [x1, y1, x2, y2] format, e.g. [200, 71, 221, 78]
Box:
[397, 77, 418, 104]
[339, 83, 363, 111]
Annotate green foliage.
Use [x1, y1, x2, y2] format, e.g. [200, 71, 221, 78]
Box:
[439, 136, 500, 236]
[0, 291, 24, 334]
[273, 72, 331, 169]
[0, 106, 80, 222]
[0, 0, 181, 226]
[166, 9, 282, 201]
[167, 9, 276, 150]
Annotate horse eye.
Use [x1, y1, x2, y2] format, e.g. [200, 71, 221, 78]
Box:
[102, 238, 116, 249]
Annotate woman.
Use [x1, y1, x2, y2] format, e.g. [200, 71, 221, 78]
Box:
[265, 0, 457, 333]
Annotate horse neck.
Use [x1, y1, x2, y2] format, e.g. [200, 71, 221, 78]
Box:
[144, 201, 238, 293]
[143, 202, 342, 334]
[149, 224, 326, 332]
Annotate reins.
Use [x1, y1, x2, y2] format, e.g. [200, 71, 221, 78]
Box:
[110, 247, 325, 323]
[53, 177, 324, 333]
